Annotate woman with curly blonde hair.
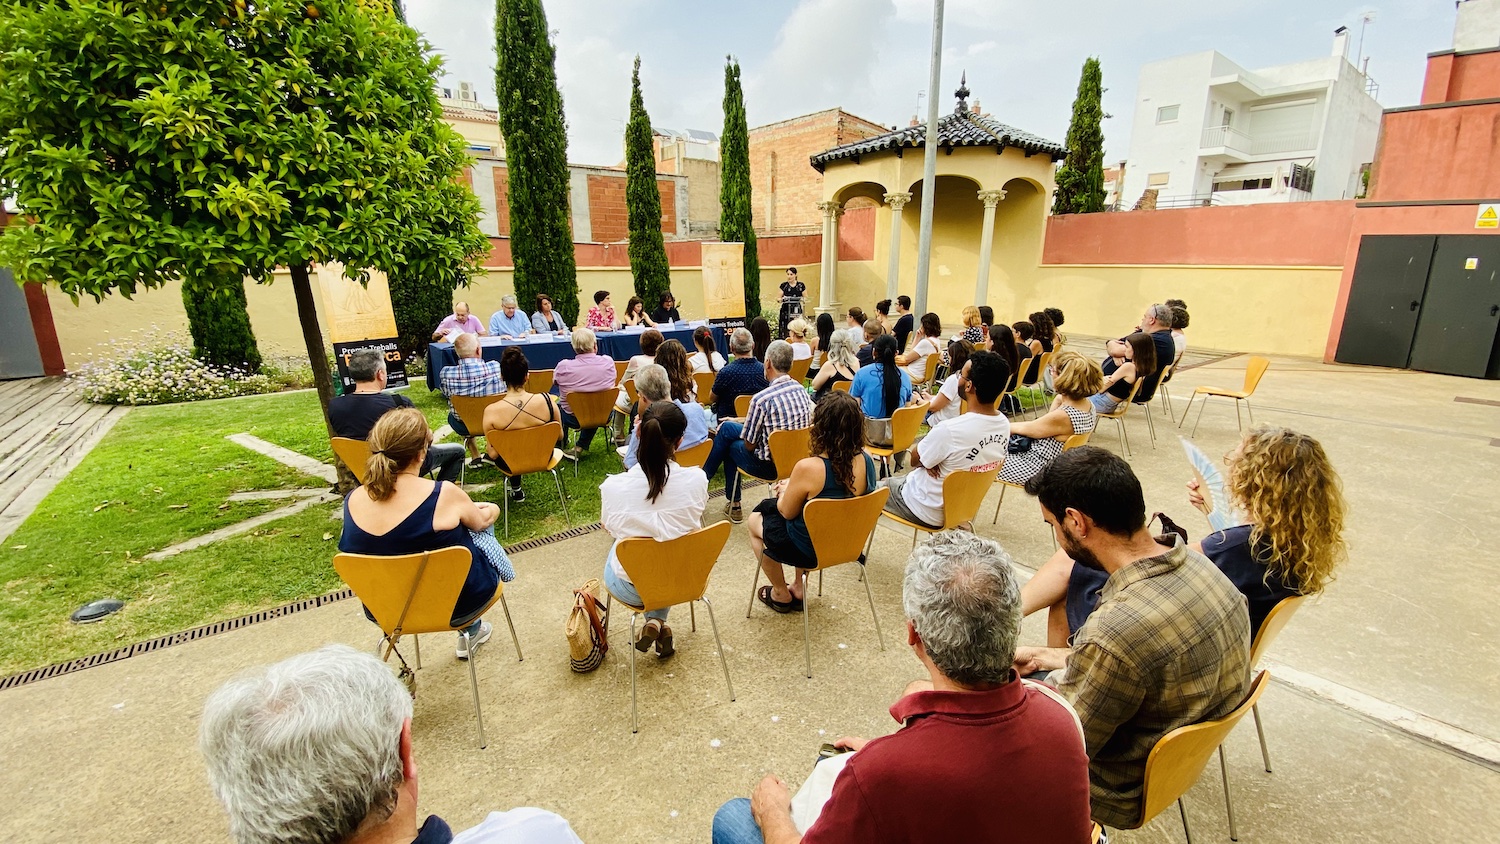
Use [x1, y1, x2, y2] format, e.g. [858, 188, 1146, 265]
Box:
[1019, 424, 1346, 645]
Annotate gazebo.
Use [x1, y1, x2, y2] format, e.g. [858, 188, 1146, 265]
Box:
[809, 76, 1066, 319]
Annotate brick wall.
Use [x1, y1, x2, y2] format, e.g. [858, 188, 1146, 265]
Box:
[492, 169, 510, 237]
[585, 172, 678, 243]
[748, 109, 890, 233]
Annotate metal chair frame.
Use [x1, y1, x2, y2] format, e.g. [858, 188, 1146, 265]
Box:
[1180, 356, 1271, 438]
[483, 421, 571, 538]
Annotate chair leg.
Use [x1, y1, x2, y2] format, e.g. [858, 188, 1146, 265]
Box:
[1143, 401, 1157, 448]
[747, 553, 764, 617]
[1178, 798, 1194, 844]
[603, 593, 612, 637]
[1177, 393, 1195, 428]
[499, 594, 523, 662]
[817, 569, 823, 597]
[701, 597, 736, 701]
[803, 586, 813, 679]
[1253, 702, 1272, 772]
[1234, 397, 1243, 431]
[462, 629, 487, 749]
[1219, 744, 1239, 842]
[413, 634, 421, 670]
[501, 483, 510, 539]
[690, 601, 697, 633]
[1245, 398, 1255, 425]
[552, 469, 571, 526]
[1190, 394, 1211, 438]
[992, 480, 1007, 524]
[628, 613, 639, 733]
[861, 561, 884, 651]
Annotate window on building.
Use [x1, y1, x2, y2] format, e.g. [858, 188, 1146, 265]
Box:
[1156, 105, 1180, 124]
[1212, 178, 1273, 191]
[1221, 108, 1235, 127]
[1147, 172, 1170, 187]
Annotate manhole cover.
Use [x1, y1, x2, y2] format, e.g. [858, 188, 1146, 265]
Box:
[70, 599, 125, 624]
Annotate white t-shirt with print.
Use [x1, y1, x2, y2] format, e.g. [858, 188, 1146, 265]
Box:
[900, 411, 1010, 527]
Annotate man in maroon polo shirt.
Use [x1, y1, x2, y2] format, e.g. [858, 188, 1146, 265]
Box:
[711, 531, 1092, 844]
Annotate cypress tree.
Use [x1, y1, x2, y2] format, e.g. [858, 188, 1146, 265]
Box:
[181, 271, 262, 371]
[719, 56, 760, 318]
[495, 0, 580, 326]
[625, 56, 671, 308]
[1053, 57, 1107, 215]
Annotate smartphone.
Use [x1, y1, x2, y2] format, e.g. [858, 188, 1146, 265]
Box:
[817, 742, 851, 761]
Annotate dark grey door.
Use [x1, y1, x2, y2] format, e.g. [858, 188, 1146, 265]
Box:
[1335, 236, 1436, 368]
[0, 269, 46, 380]
[1408, 236, 1500, 378]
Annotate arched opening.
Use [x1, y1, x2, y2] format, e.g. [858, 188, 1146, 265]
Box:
[832, 181, 885, 262]
[894, 175, 984, 320]
[985, 178, 1046, 320]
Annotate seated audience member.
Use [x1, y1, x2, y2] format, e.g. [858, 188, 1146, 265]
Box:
[1022, 425, 1346, 649]
[554, 327, 618, 457]
[748, 392, 876, 612]
[751, 317, 775, 362]
[655, 339, 699, 402]
[922, 339, 972, 426]
[1029, 310, 1059, 354]
[653, 291, 683, 324]
[487, 294, 532, 338]
[850, 335, 912, 448]
[440, 333, 505, 465]
[622, 363, 708, 469]
[854, 319, 886, 367]
[338, 408, 504, 654]
[1012, 447, 1250, 829]
[481, 347, 561, 502]
[704, 341, 814, 524]
[585, 290, 618, 331]
[810, 329, 860, 401]
[712, 530, 1092, 844]
[883, 351, 1010, 529]
[897, 312, 943, 383]
[330, 348, 464, 483]
[977, 305, 994, 331]
[1166, 301, 1189, 372]
[1090, 332, 1155, 415]
[892, 295, 914, 352]
[622, 296, 657, 328]
[1111, 303, 1175, 402]
[1044, 306, 1066, 332]
[988, 323, 1023, 413]
[874, 298, 893, 331]
[959, 305, 985, 345]
[710, 328, 770, 420]
[618, 328, 665, 407]
[600, 401, 708, 658]
[691, 325, 728, 374]
[1014, 320, 1041, 357]
[201, 645, 583, 844]
[532, 293, 569, 335]
[809, 313, 837, 374]
[432, 300, 485, 340]
[999, 352, 1101, 486]
[785, 318, 814, 361]
[844, 307, 867, 346]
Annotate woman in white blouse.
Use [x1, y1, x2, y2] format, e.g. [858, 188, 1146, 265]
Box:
[896, 312, 943, 383]
[599, 401, 707, 658]
[689, 326, 727, 374]
[785, 318, 813, 361]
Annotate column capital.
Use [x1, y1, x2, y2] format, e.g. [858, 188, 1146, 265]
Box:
[816, 199, 844, 218]
[978, 189, 1007, 208]
[883, 191, 913, 211]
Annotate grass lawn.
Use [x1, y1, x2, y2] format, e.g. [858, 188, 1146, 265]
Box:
[0, 386, 623, 676]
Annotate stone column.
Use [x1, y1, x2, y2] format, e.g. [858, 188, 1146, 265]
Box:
[816, 200, 843, 313]
[882, 191, 913, 302]
[973, 189, 1006, 306]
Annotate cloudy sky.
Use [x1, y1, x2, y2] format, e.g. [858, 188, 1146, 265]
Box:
[406, 0, 1454, 167]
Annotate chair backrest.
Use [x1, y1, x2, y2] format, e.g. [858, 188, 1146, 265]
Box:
[1100, 378, 1144, 419]
[913, 353, 939, 387]
[564, 388, 618, 428]
[484, 421, 563, 476]
[960, 392, 1005, 415]
[1136, 361, 1171, 404]
[734, 393, 752, 418]
[1249, 594, 1307, 667]
[1140, 671, 1270, 826]
[334, 547, 491, 636]
[693, 371, 716, 405]
[788, 356, 812, 384]
[832, 381, 852, 393]
[1020, 353, 1045, 386]
[1033, 351, 1053, 385]
[1242, 356, 1271, 394]
[614, 359, 628, 384]
[888, 404, 926, 453]
[623, 377, 639, 405]
[675, 439, 712, 469]
[940, 466, 1002, 529]
[450, 394, 504, 436]
[527, 368, 555, 396]
[613, 521, 733, 612]
[766, 427, 813, 481]
[331, 437, 371, 483]
[804, 487, 890, 571]
[1062, 430, 1093, 451]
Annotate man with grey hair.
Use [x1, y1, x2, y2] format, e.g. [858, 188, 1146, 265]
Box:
[620, 363, 708, 469]
[554, 327, 617, 458]
[703, 339, 812, 524]
[712, 531, 1091, 843]
[202, 644, 581, 844]
[708, 327, 769, 421]
[440, 333, 505, 465]
[1107, 303, 1175, 403]
[432, 300, 485, 340]
[330, 348, 464, 482]
[488, 294, 532, 338]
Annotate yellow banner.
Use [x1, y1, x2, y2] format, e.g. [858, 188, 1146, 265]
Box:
[701, 242, 746, 320]
[316, 262, 398, 343]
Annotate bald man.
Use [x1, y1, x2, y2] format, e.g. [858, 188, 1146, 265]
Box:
[433, 301, 486, 340]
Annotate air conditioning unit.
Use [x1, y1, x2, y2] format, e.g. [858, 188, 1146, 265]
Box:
[459, 81, 475, 102]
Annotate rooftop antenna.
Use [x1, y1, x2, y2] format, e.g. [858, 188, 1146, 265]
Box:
[1356, 11, 1376, 69]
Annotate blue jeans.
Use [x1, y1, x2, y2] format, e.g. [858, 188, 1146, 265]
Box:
[603, 556, 668, 622]
[421, 442, 466, 483]
[702, 421, 776, 503]
[560, 408, 599, 449]
[712, 798, 764, 844]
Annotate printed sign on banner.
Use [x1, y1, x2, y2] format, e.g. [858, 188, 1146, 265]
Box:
[315, 262, 408, 390]
[702, 242, 747, 335]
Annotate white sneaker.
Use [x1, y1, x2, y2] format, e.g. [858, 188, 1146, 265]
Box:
[455, 620, 492, 659]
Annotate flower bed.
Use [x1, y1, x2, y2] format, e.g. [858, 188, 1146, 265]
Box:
[75, 335, 316, 405]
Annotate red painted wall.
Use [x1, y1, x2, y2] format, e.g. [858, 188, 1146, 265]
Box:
[837, 205, 877, 261]
[1421, 49, 1500, 104]
[1368, 102, 1500, 201]
[481, 232, 822, 269]
[1043, 202, 1356, 267]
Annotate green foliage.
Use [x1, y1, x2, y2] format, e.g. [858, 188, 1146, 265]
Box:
[719, 56, 760, 317]
[495, 0, 580, 325]
[181, 271, 263, 370]
[1053, 57, 1107, 215]
[625, 56, 671, 310]
[388, 264, 458, 359]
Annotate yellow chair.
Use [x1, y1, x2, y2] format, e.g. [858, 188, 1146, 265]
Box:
[560, 388, 619, 476]
[1151, 360, 1175, 420]
[1130, 361, 1175, 448]
[991, 430, 1092, 525]
[333, 548, 523, 749]
[1247, 595, 1308, 773]
[747, 487, 889, 678]
[675, 438, 713, 469]
[484, 421, 570, 539]
[603, 521, 735, 733]
[880, 466, 1001, 548]
[733, 393, 752, 418]
[1109, 671, 1271, 844]
[621, 377, 639, 406]
[449, 393, 505, 482]
[788, 356, 812, 384]
[832, 381, 852, 393]
[613, 359, 628, 384]
[865, 404, 925, 478]
[736, 426, 812, 500]
[1098, 378, 1145, 457]
[912, 353, 939, 390]
[331, 437, 372, 484]
[1021, 352, 1053, 419]
[693, 371, 716, 406]
[1181, 356, 1271, 438]
[527, 369, 555, 396]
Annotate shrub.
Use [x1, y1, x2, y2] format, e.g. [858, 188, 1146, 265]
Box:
[74, 334, 314, 405]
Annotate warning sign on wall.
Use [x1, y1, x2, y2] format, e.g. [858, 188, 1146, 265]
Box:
[1478, 204, 1499, 229]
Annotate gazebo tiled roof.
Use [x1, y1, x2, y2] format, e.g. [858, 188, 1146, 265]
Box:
[809, 76, 1067, 171]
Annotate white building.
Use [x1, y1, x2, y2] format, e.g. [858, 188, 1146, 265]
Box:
[1120, 30, 1382, 209]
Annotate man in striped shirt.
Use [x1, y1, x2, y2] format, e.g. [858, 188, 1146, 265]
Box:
[702, 340, 812, 523]
[439, 333, 504, 465]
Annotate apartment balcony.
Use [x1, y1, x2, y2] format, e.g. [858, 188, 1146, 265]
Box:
[1199, 126, 1317, 161]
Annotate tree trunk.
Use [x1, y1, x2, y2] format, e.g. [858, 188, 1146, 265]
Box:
[290, 263, 359, 493]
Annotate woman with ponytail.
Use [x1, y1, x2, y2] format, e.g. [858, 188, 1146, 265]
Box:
[338, 408, 504, 659]
[599, 401, 708, 658]
[747, 392, 876, 612]
[848, 334, 912, 447]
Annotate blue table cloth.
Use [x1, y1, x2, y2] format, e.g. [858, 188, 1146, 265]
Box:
[426, 324, 726, 391]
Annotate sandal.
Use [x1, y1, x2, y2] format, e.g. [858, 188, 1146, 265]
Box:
[757, 585, 802, 614]
[655, 624, 675, 659]
[635, 619, 662, 652]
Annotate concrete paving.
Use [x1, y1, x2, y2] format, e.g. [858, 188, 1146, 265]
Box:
[2, 352, 1499, 842]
